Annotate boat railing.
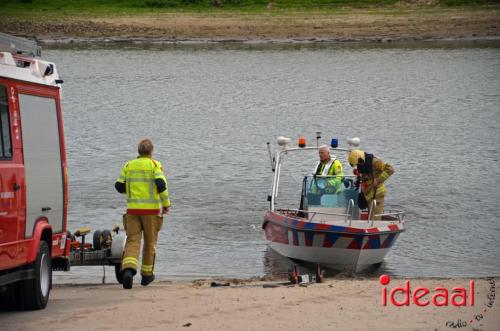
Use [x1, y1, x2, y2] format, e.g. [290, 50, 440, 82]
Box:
[276, 206, 405, 226]
[368, 199, 377, 223]
[368, 200, 406, 225]
[378, 209, 406, 224]
[346, 199, 354, 226]
[277, 208, 349, 223]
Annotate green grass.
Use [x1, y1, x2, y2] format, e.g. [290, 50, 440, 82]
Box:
[441, 0, 499, 5]
[0, 0, 498, 17]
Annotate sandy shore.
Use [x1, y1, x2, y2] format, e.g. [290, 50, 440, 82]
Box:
[1, 277, 498, 330]
[1, 7, 499, 43]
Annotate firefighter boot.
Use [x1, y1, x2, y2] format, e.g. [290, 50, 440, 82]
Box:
[122, 268, 135, 289]
[141, 274, 155, 286]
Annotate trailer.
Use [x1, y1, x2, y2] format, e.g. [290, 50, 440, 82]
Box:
[0, 33, 124, 310]
[66, 225, 126, 284]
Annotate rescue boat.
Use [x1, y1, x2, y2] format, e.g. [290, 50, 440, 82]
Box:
[262, 135, 405, 273]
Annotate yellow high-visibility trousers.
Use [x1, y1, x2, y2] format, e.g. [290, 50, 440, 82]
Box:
[366, 197, 384, 221]
[121, 214, 163, 276]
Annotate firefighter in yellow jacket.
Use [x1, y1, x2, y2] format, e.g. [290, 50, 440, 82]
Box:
[348, 149, 394, 220]
[115, 139, 171, 289]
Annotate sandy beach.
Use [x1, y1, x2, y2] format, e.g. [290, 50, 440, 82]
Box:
[1, 7, 499, 43]
[1, 277, 498, 330]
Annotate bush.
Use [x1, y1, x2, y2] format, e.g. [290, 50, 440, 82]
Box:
[143, 0, 181, 7]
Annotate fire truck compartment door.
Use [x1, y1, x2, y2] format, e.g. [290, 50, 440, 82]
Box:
[19, 93, 63, 237]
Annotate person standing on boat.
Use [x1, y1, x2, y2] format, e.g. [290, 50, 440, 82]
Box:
[313, 145, 344, 194]
[348, 149, 394, 220]
[115, 138, 171, 289]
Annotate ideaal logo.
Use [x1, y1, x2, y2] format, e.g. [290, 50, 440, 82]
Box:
[379, 275, 496, 328]
[379, 274, 474, 307]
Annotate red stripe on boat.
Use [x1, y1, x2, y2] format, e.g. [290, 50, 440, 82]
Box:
[347, 237, 362, 249]
[388, 224, 399, 231]
[315, 224, 331, 231]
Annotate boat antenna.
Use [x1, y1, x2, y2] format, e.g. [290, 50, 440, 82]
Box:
[316, 131, 321, 147]
[266, 142, 275, 172]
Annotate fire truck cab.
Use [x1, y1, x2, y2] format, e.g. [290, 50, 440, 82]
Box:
[0, 33, 70, 310]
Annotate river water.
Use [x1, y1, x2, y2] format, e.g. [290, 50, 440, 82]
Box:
[45, 41, 500, 283]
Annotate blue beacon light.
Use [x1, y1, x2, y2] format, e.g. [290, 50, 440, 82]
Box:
[330, 138, 338, 148]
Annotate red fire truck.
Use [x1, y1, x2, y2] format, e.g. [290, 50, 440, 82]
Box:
[0, 33, 125, 310]
[0, 33, 71, 309]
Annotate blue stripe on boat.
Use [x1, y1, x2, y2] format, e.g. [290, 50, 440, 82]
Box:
[369, 235, 381, 249]
[383, 233, 396, 248]
[326, 232, 341, 246]
[305, 231, 315, 246]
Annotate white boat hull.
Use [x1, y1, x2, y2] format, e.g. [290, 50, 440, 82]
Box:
[263, 210, 404, 272]
[269, 240, 395, 271]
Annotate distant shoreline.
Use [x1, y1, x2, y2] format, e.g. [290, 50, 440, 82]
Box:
[2, 7, 499, 44]
[35, 35, 500, 46]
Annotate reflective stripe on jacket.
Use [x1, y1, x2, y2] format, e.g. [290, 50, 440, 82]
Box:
[117, 156, 171, 212]
[361, 157, 394, 199]
[314, 159, 344, 193]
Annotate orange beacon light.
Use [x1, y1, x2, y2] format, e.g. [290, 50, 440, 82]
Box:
[298, 136, 306, 148]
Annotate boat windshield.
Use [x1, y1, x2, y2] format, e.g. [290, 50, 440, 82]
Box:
[271, 147, 358, 211]
[303, 175, 360, 209]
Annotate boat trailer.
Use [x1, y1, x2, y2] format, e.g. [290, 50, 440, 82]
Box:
[65, 225, 126, 284]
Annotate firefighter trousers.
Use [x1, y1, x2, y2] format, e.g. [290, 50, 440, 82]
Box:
[121, 214, 163, 276]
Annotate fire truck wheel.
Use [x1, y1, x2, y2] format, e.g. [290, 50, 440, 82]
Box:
[92, 230, 102, 250]
[0, 283, 19, 309]
[22, 240, 51, 310]
[115, 264, 123, 284]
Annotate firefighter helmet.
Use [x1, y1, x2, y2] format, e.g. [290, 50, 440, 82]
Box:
[348, 149, 365, 167]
